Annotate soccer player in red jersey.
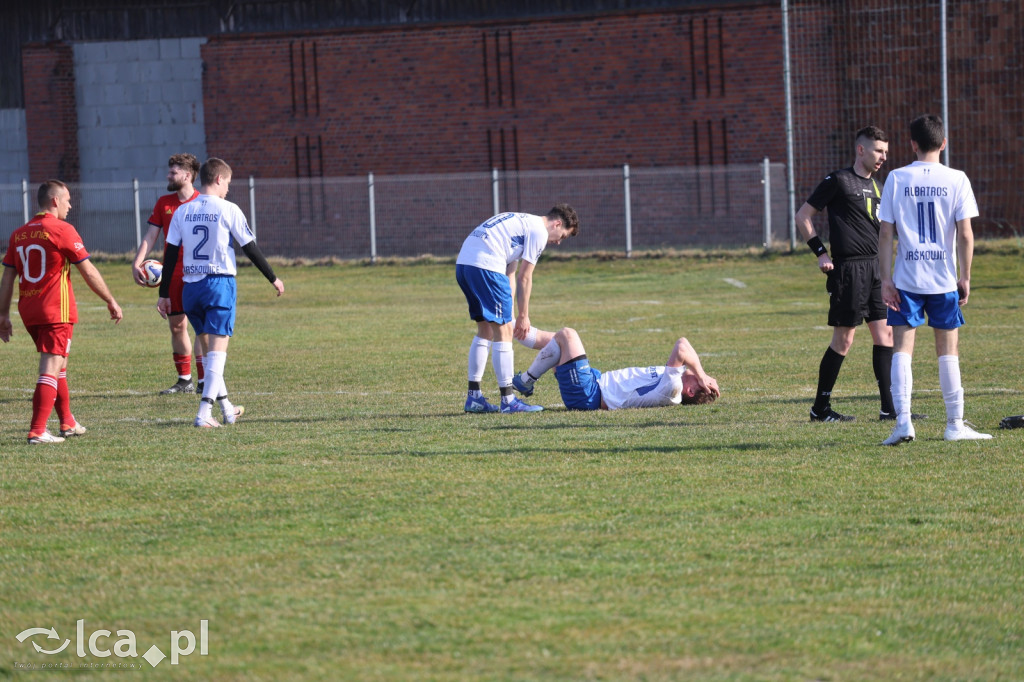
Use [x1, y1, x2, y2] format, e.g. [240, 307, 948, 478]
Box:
[131, 153, 204, 394]
[0, 180, 123, 444]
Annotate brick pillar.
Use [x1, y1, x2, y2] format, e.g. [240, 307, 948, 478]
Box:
[23, 42, 80, 182]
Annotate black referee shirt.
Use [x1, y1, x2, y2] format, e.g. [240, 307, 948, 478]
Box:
[806, 167, 883, 261]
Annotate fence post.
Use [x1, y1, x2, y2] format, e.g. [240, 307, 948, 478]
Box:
[492, 168, 499, 215]
[22, 179, 29, 223]
[623, 164, 632, 258]
[368, 172, 377, 264]
[762, 157, 771, 249]
[248, 176, 257, 236]
[781, 0, 797, 250]
[133, 178, 142, 249]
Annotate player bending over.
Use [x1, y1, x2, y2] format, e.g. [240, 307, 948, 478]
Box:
[511, 327, 719, 410]
[456, 206, 578, 413]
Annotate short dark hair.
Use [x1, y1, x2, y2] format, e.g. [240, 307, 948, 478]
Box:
[680, 389, 717, 406]
[909, 114, 945, 153]
[37, 180, 67, 209]
[855, 125, 888, 144]
[199, 158, 232, 187]
[547, 203, 579, 236]
[169, 153, 200, 182]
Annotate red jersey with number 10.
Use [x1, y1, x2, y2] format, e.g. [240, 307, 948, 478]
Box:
[148, 190, 200, 282]
[2, 212, 91, 326]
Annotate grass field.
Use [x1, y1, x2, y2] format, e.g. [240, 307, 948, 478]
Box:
[2, 248, 1023, 681]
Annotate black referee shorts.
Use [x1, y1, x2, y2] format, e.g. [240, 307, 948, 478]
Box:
[825, 258, 887, 328]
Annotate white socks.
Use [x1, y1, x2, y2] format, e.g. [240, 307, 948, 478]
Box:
[468, 336, 490, 383]
[890, 352, 913, 426]
[890, 352, 966, 429]
[200, 351, 227, 419]
[938, 354, 964, 427]
[525, 337, 561, 383]
[492, 341, 514, 388]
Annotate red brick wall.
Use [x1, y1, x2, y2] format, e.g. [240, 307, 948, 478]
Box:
[790, 0, 1024, 237]
[22, 42, 79, 182]
[20, 2, 1021, 235]
[201, 7, 786, 179]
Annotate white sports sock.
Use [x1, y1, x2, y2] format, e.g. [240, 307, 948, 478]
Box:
[218, 395, 236, 418]
[197, 398, 214, 420]
[890, 352, 913, 426]
[202, 351, 227, 404]
[526, 337, 561, 382]
[492, 341, 514, 388]
[468, 336, 490, 383]
[517, 326, 538, 349]
[938, 354, 964, 426]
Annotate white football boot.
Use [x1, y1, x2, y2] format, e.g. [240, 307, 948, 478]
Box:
[944, 421, 993, 441]
[882, 421, 915, 446]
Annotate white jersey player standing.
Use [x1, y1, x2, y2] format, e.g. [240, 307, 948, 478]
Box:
[510, 327, 719, 411]
[158, 158, 284, 427]
[877, 114, 991, 444]
[455, 206, 578, 413]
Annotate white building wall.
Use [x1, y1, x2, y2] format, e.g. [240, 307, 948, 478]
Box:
[0, 109, 29, 185]
[74, 38, 207, 184]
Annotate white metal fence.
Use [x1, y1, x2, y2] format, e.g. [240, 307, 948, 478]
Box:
[1, 162, 788, 260]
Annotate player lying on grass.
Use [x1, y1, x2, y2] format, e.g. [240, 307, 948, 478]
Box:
[511, 327, 719, 410]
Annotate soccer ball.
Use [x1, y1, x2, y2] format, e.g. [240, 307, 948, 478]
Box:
[140, 259, 163, 288]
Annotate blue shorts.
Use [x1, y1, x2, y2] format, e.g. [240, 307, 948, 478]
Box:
[456, 264, 513, 324]
[183, 275, 237, 337]
[887, 290, 964, 330]
[554, 358, 603, 411]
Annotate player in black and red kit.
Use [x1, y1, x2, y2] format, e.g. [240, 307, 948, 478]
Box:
[796, 126, 924, 423]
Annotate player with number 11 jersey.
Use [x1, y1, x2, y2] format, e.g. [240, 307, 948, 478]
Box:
[878, 161, 978, 295]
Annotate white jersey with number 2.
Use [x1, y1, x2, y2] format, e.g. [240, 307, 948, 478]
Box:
[166, 194, 255, 283]
[878, 160, 979, 295]
[456, 212, 548, 273]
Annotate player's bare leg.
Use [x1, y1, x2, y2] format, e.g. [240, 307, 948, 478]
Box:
[513, 327, 582, 397]
[162, 312, 196, 394]
[195, 334, 208, 394]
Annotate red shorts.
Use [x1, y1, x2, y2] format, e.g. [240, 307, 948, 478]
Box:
[166, 270, 185, 316]
[26, 323, 74, 356]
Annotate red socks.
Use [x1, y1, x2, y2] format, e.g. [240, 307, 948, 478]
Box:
[173, 353, 192, 380]
[30, 374, 58, 437]
[55, 369, 73, 428]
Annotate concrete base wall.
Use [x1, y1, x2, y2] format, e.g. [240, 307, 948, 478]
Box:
[73, 38, 207, 184]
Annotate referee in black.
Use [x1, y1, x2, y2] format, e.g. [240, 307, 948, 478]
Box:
[797, 125, 920, 423]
